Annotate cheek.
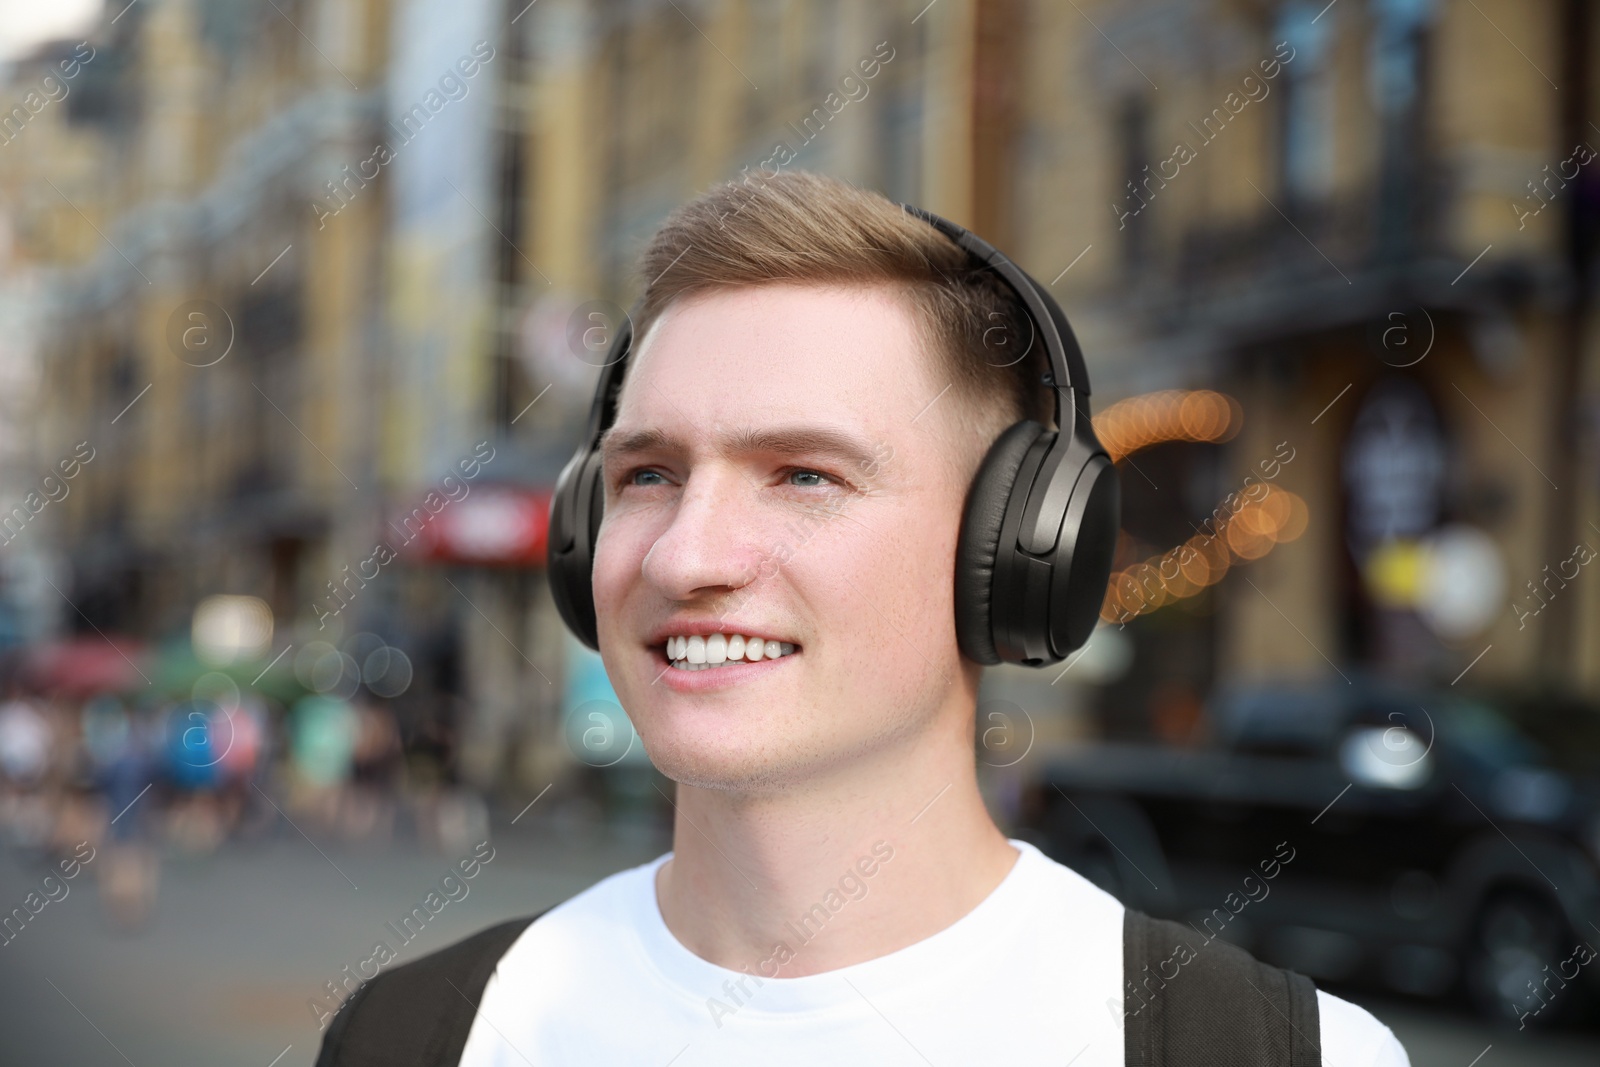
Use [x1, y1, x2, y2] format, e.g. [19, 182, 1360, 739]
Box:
[590, 521, 619, 592]
[824, 501, 960, 658]
[589, 521, 641, 640]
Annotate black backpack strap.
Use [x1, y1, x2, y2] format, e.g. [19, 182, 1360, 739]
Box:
[1122, 908, 1321, 1066]
[315, 910, 548, 1067]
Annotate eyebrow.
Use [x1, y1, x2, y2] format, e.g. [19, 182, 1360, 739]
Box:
[598, 423, 882, 475]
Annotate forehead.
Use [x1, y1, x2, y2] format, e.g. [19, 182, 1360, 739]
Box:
[606, 284, 949, 457]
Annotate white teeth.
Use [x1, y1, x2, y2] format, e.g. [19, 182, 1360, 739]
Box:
[664, 632, 798, 668]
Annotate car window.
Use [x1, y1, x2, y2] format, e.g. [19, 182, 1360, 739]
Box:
[1210, 684, 1345, 756]
[1439, 698, 1543, 771]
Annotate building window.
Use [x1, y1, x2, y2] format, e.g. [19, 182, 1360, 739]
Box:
[1276, 0, 1334, 211]
[1368, 0, 1436, 250]
[1368, 0, 1433, 117]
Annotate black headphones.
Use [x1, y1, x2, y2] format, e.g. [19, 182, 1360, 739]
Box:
[546, 204, 1120, 668]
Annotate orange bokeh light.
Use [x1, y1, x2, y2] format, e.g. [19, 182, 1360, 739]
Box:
[1093, 393, 1307, 625]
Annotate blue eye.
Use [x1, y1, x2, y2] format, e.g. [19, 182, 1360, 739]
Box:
[629, 469, 667, 487]
[786, 469, 832, 488]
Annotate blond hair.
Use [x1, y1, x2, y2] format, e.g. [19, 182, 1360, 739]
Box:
[628, 170, 1055, 484]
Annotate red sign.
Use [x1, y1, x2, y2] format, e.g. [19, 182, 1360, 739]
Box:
[392, 486, 551, 566]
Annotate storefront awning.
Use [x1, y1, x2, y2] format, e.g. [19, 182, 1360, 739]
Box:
[391, 485, 551, 566]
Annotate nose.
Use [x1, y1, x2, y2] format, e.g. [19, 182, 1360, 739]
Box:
[639, 463, 775, 603]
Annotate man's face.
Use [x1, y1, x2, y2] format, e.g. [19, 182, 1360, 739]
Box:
[592, 283, 981, 792]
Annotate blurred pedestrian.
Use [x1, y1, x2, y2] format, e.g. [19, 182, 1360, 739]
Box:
[341, 699, 401, 843]
[0, 689, 50, 788]
[89, 697, 162, 931]
[289, 693, 359, 831]
[0, 690, 53, 854]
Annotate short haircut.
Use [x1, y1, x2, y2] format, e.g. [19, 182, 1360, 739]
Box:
[628, 170, 1055, 485]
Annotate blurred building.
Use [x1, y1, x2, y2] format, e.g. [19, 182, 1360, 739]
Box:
[1, 0, 560, 787]
[0, 33, 106, 650]
[1000, 0, 1600, 726]
[3, 0, 1596, 788]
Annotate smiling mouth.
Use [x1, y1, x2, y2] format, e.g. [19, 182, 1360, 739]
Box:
[663, 633, 799, 671]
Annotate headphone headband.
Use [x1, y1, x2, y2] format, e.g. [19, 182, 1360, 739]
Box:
[897, 204, 1092, 408]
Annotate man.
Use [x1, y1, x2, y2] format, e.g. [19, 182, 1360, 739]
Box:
[318, 170, 1409, 1065]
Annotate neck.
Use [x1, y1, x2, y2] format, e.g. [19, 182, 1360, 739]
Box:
[653, 701, 1020, 979]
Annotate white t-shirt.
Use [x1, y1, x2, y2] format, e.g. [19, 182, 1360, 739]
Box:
[458, 839, 1409, 1066]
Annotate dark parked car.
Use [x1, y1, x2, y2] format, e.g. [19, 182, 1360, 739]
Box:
[1015, 674, 1600, 1027]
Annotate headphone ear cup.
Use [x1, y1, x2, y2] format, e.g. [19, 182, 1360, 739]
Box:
[954, 420, 1048, 665]
[547, 447, 605, 651]
[1050, 454, 1121, 657]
